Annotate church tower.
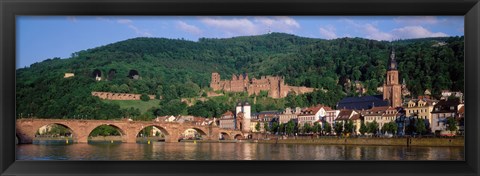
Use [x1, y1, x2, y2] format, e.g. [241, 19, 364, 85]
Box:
[383, 48, 402, 108]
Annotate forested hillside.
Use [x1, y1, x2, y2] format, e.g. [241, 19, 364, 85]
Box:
[16, 33, 464, 120]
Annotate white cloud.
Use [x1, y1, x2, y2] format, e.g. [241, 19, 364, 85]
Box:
[394, 16, 440, 25]
[116, 18, 152, 37]
[391, 26, 448, 39]
[199, 16, 301, 37]
[200, 17, 258, 36]
[319, 26, 337, 39]
[176, 21, 202, 35]
[340, 18, 447, 41]
[341, 19, 393, 41]
[364, 24, 394, 41]
[66, 16, 77, 23]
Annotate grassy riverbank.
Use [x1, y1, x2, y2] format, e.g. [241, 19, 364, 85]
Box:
[255, 137, 464, 147]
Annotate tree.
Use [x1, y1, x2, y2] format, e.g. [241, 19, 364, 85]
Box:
[416, 118, 427, 135]
[344, 120, 355, 135]
[270, 122, 279, 134]
[334, 121, 344, 136]
[446, 117, 458, 132]
[263, 122, 270, 133]
[255, 122, 261, 132]
[312, 122, 322, 134]
[323, 123, 332, 135]
[140, 94, 150, 101]
[286, 120, 296, 135]
[367, 120, 379, 135]
[302, 123, 312, 134]
[359, 121, 368, 135]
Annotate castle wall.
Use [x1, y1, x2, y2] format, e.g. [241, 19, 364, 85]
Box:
[210, 73, 314, 98]
[91, 92, 155, 100]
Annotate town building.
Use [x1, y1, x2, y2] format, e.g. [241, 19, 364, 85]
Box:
[219, 111, 235, 130]
[278, 107, 301, 124]
[210, 72, 314, 98]
[334, 109, 360, 134]
[297, 105, 329, 127]
[431, 99, 461, 132]
[363, 106, 390, 131]
[325, 109, 340, 127]
[383, 48, 402, 108]
[440, 90, 464, 102]
[154, 115, 176, 122]
[404, 97, 437, 125]
[251, 110, 281, 132]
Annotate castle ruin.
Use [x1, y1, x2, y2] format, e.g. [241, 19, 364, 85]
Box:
[210, 72, 314, 98]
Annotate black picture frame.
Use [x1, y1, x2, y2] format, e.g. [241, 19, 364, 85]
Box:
[1, 0, 479, 175]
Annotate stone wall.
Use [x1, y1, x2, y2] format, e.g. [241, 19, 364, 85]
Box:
[91, 92, 155, 100]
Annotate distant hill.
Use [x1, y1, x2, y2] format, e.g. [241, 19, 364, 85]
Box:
[16, 33, 464, 119]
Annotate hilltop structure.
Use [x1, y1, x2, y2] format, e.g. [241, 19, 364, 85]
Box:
[210, 72, 314, 98]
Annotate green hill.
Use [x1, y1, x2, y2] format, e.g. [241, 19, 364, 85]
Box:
[16, 33, 464, 120]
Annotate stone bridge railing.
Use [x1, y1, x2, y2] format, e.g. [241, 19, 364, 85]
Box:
[16, 119, 244, 144]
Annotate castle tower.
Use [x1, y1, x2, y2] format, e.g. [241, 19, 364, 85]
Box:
[383, 48, 402, 108]
[210, 72, 221, 91]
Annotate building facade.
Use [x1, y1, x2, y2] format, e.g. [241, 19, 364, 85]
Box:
[431, 99, 461, 132]
[219, 111, 235, 130]
[404, 98, 436, 125]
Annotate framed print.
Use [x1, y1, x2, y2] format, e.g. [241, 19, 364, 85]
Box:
[1, 0, 479, 176]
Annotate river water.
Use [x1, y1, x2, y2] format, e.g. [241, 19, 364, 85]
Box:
[16, 142, 464, 160]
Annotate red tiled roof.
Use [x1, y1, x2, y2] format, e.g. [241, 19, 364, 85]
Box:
[223, 111, 233, 116]
[336, 109, 353, 120]
[350, 114, 362, 120]
[459, 106, 465, 114]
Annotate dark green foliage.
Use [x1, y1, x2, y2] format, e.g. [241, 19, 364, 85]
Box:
[16, 34, 464, 120]
[367, 121, 379, 134]
[359, 122, 368, 135]
[89, 125, 121, 137]
[323, 122, 332, 135]
[343, 120, 355, 135]
[312, 122, 322, 134]
[255, 122, 261, 132]
[446, 117, 458, 132]
[334, 122, 344, 136]
[415, 118, 427, 135]
[381, 121, 398, 135]
[140, 94, 150, 101]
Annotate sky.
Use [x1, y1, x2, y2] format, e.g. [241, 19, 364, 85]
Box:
[17, 16, 464, 68]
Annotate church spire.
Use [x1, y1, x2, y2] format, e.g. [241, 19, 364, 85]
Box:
[388, 47, 397, 70]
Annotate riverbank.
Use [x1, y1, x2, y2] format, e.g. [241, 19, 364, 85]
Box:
[254, 137, 464, 147]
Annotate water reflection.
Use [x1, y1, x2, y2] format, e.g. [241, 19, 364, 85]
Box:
[16, 143, 464, 160]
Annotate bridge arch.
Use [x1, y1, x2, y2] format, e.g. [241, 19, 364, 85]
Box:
[181, 127, 208, 140]
[87, 124, 127, 143]
[234, 134, 244, 140]
[219, 131, 232, 140]
[134, 125, 172, 143]
[34, 123, 76, 140]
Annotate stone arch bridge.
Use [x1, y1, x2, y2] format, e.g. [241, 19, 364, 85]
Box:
[16, 119, 244, 143]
